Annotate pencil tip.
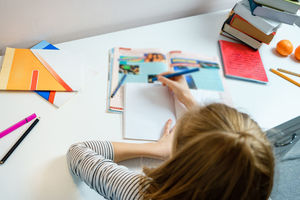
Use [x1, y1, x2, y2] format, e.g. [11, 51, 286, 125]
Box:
[0, 161, 3, 165]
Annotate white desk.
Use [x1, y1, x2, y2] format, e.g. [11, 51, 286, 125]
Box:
[0, 10, 299, 200]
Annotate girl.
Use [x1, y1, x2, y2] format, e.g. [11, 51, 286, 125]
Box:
[67, 73, 274, 200]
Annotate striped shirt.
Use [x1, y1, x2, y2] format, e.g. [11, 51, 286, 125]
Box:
[67, 141, 145, 200]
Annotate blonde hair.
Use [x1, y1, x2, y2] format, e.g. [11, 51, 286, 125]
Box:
[140, 103, 274, 200]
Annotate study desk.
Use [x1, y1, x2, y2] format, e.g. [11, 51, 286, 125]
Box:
[0, 10, 299, 200]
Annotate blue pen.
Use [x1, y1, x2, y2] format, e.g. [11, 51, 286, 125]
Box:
[152, 68, 199, 82]
[111, 74, 127, 98]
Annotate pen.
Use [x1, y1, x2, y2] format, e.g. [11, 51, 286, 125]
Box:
[152, 67, 200, 82]
[111, 74, 127, 98]
[0, 117, 40, 165]
[0, 113, 37, 139]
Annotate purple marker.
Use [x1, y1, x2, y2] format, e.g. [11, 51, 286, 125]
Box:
[0, 113, 37, 139]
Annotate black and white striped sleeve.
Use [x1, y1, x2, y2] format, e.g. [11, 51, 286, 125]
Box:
[67, 141, 144, 200]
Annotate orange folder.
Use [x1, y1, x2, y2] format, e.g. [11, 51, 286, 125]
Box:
[0, 48, 71, 91]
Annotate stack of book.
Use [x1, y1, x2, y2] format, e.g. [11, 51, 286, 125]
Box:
[221, 0, 300, 49]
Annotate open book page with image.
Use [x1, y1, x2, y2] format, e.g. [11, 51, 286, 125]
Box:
[108, 48, 225, 113]
[168, 51, 224, 91]
[123, 83, 232, 141]
[108, 48, 168, 112]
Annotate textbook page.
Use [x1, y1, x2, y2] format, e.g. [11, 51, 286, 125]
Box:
[123, 83, 176, 141]
[108, 48, 168, 112]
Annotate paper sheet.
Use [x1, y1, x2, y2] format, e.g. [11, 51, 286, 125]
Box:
[31, 49, 84, 91]
[123, 83, 176, 141]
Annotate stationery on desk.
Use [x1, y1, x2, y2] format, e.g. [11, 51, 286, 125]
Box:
[0, 113, 37, 139]
[107, 48, 225, 113]
[0, 114, 39, 164]
[111, 74, 127, 98]
[270, 68, 300, 87]
[151, 67, 200, 82]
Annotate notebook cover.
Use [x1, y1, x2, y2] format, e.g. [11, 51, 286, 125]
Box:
[219, 40, 268, 83]
[0, 48, 67, 91]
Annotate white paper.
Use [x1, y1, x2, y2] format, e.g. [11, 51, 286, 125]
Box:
[123, 83, 176, 141]
[31, 49, 84, 91]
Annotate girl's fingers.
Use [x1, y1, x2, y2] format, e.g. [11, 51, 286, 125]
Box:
[158, 76, 176, 90]
[170, 124, 176, 134]
[163, 119, 172, 135]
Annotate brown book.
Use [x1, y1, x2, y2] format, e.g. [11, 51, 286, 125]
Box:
[230, 14, 275, 44]
[222, 23, 262, 50]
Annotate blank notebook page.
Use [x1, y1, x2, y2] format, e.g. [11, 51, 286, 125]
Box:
[123, 83, 176, 141]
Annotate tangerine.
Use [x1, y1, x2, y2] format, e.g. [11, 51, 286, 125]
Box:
[295, 45, 300, 61]
[276, 40, 293, 56]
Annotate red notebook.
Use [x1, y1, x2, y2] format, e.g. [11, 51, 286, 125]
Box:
[219, 40, 268, 83]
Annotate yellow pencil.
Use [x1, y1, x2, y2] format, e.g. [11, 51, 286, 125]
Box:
[270, 68, 300, 87]
[277, 68, 300, 78]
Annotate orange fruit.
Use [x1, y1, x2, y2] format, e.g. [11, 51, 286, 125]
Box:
[276, 40, 293, 56]
[295, 46, 300, 61]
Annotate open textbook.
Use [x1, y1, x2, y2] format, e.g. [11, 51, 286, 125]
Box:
[123, 83, 232, 141]
[108, 48, 225, 113]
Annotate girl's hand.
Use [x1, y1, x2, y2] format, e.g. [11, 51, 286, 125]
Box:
[112, 119, 175, 162]
[157, 72, 197, 110]
[154, 119, 176, 160]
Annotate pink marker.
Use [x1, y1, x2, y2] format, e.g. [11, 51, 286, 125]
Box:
[0, 113, 37, 139]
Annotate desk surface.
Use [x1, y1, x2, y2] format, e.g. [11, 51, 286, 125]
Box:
[0, 10, 299, 200]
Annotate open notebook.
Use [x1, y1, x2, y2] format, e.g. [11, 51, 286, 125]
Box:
[123, 83, 232, 141]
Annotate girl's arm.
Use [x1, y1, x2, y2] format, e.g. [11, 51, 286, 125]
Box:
[112, 119, 174, 162]
[67, 141, 143, 200]
[66, 120, 174, 199]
